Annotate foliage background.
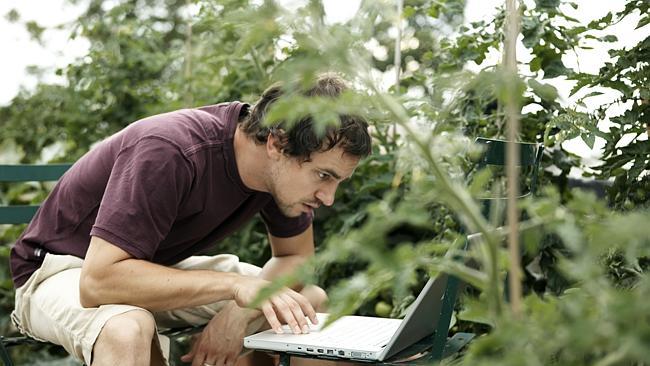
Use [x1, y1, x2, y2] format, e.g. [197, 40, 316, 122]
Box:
[0, 0, 648, 364]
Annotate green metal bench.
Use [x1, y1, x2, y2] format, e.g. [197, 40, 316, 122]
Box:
[271, 137, 544, 365]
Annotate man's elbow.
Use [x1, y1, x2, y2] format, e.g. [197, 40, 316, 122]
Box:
[78, 274, 103, 308]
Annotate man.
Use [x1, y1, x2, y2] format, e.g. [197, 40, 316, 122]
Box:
[10, 73, 372, 366]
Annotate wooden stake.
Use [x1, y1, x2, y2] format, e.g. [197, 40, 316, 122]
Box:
[393, 0, 403, 142]
[504, 0, 523, 317]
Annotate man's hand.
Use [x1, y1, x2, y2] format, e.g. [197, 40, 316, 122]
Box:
[233, 275, 318, 334]
[181, 302, 258, 366]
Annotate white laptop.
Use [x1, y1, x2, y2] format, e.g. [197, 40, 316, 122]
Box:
[244, 273, 449, 362]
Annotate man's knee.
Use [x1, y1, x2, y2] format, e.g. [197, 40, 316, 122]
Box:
[301, 285, 328, 312]
[97, 310, 156, 347]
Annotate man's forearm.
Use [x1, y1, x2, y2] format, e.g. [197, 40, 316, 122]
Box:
[80, 235, 248, 311]
[259, 254, 311, 289]
[80, 257, 242, 312]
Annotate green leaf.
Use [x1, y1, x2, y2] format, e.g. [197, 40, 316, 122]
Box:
[581, 133, 596, 149]
[542, 59, 569, 79]
[535, 0, 560, 9]
[4, 9, 19, 22]
[403, 5, 416, 19]
[544, 111, 595, 147]
[457, 296, 495, 327]
[588, 12, 612, 29]
[581, 91, 603, 99]
[569, 73, 595, 96]
[25, 21, 45, 43]
[530, 57, 542, 72]
[528, 79, 559, 102]
[428, 5, 439, 18]
[601, 35, 618, 42]
[636, 16, 650, 29]
[561, 14, 579, 23]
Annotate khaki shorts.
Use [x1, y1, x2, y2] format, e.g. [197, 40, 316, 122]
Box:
[11, 253, 263, 365]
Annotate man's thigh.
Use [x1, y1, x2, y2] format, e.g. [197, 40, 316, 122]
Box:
[14, 255, 148, 365]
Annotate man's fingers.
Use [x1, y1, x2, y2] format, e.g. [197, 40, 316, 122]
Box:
[181, 344, 196, 363]
[280, 293, 310, 333]
[191, 348, 209, 366]
[190, 353, 203, 366]
[224, 340, 243, 366]
[262, 302, 283, 333]
[272, 294, 308, 334]
[180, 353, 193, 363]
[288, 290, 318, 325]
[258, 286, 319, 334]
[225, 354, 237, 366]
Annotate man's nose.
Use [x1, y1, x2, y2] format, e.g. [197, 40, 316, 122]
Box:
[316, 185, 336, 207]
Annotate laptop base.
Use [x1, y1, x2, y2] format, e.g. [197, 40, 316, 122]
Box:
[273, 332, 475, 365]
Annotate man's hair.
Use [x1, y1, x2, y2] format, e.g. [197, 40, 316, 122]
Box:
[239, 73, 372, 161]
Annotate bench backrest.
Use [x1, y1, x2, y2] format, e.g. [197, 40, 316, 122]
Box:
[0, 164, 73, 225]
[428, 138, 543, 361]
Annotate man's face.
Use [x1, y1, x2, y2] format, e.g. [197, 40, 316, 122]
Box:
[267, 146, 360, 218]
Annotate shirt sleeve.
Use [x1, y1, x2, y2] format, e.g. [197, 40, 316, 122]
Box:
[90, 137, 192, 259]
[260, 198, 313, 238]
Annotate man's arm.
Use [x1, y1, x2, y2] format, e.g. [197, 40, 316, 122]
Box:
[79, 235, 317, 332]
[79, 236, 239, 311]
[259, 224, 315, 285]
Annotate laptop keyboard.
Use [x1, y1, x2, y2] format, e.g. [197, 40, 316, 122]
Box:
[310, 318, 400, 347]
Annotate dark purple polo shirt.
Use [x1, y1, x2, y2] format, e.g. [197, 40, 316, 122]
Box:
[10, 102, 312, 288]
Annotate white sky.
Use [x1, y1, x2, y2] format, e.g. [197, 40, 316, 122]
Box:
[0, 0, 647, 171]
[0, 1, 88, 104]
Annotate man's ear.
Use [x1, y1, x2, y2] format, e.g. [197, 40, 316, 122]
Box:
[266, 131, 286, 160]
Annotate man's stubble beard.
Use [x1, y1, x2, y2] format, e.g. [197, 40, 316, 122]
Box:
[267, 167, 301, 218]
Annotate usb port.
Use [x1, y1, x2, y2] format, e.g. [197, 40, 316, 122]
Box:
[327, 350, 333, 355]
[306, 348, 314, 352]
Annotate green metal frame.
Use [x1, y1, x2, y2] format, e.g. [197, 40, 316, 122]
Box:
[271, 138, 544, 366]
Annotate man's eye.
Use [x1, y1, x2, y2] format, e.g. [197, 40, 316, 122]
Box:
[318, 172, 329, 180]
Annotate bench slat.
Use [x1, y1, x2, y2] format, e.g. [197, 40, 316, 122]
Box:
[0, 206, 40, 225]
[0, 164, 72, 182]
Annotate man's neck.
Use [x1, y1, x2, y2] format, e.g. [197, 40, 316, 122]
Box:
[233, 126, 269, 192]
